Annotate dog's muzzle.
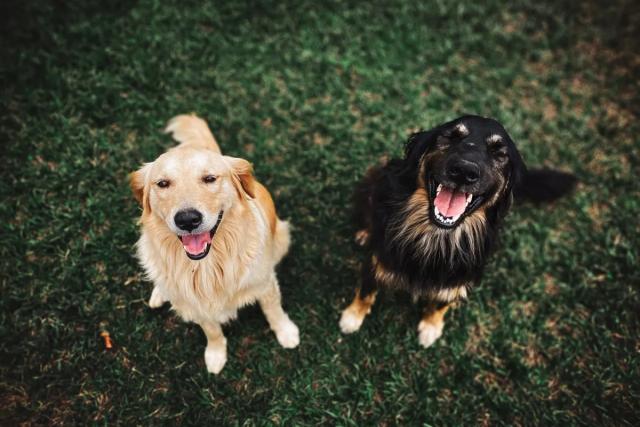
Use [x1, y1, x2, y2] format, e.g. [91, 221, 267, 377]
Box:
[178, 211, 224, 260]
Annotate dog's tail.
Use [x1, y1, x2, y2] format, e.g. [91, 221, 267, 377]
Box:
[272, 219, 291, 265]
[514, 168, 577, 203]
[165, 114, 222, 153]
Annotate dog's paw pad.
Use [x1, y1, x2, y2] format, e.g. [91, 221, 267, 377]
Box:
[204, 347, 227, 374]
[148, 287, 167, 309]
[417, 320, 443, 348]
[275, 320, 300, 349]
[339, 308, 364, 334]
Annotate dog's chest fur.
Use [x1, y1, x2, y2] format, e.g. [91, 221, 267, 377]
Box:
[137, 203, 271, 324]
[370, 186, 492, 301]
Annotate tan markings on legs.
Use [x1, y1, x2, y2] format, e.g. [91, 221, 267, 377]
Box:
[339, 289, 378, 334]
[200, 321, 227, 374]
[258, 276, 299, 348]
[417, 302, 451, 348]
[431, 286, 467, 304]
[354, 229, 370, 246]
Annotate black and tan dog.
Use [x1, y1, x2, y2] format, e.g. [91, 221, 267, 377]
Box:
[339, 115, 575, 347]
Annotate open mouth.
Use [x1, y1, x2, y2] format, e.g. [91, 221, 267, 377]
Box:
[178, 211, 224, 260]
[428, 181, 483, 228]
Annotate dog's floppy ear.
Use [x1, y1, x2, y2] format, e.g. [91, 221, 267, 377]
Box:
[404, 129, 439, 165]
[129, 163, 153, 213]
[225, 156, 256, 199]
[400, 127, 442, 182]
[506, 140, 527, 194]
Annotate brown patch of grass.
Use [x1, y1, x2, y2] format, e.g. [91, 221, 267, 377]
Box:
[587, 202, 609, 232]
[0, 386, 29, 417]
[502, 11, 526, 34]
[547, 375, 577, 402]
[313, 132, 331, 146]
[526, 53, 553, 79]
[602, 100, 634, 128]
[474, 371, 513, 394]
[244, 143, 255, 154]
[523, 339, 546, 368]
[91, 393, 111, 422]
[361, 91, 382, 102]
[544, 315, 562, 338]
[465, 313, 508, 369]
[305, 94, 332, 106]
[437, 387, 453, 405]
[543, 274, 559, 296]
[477, 410, 491, 427]
[586, 148, 611, 176]
[32, 155, 58, 171]
[603, 382, 626, 398]
[543, 98, 557, 121]
[513, 300, 538, 318]
[568, 75, 595, 98]
[575, 39, 640, 70]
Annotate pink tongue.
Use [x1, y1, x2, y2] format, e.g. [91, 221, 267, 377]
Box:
[181, 232, 212, 255]
[434, 186, 468, 218]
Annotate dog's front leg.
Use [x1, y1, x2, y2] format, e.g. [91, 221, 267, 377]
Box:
[200, 321, 227, 374]
[417, 301, 451, 348]
[148, 286, 168, 308]
[258, 275, 300, 349]
[339, 256, 378, 334]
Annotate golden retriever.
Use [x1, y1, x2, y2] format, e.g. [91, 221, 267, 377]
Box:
[129, 114, 299, 374]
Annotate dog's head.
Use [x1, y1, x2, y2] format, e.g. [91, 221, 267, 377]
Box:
[403, 115, 525, 229]
[129, 146, 255, 260]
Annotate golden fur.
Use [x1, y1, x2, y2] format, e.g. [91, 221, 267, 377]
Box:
[130, 114, 298, 374]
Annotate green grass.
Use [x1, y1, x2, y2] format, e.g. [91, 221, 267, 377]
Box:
[1, 0, 639, 424]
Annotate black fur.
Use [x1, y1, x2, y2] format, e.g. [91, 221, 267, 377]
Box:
[514, 168, 577, 203]
[353, 115, 575, 302]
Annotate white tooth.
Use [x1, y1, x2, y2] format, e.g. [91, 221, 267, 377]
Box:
[437, 184, 442, 194]
[466, 194, 473, 203]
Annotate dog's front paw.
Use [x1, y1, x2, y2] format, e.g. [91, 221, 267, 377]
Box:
[417, 320, 444, 348]
[339, 307, 365, 334]
[148, 287, 167, 309]
[275, 318, 300, 349]
[204, 346, 227, 374]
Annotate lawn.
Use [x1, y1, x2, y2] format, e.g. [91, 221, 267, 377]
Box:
[1, 0, 638, 424]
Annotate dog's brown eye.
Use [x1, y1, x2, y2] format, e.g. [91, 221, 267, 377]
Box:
[492, 146, 508, 161]
[157, 179, 170, 188]
[203, 175, 217, 184]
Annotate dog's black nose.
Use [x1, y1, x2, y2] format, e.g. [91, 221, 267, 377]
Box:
[447, 160, 480, 185]
[174, 209, 203, 232]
